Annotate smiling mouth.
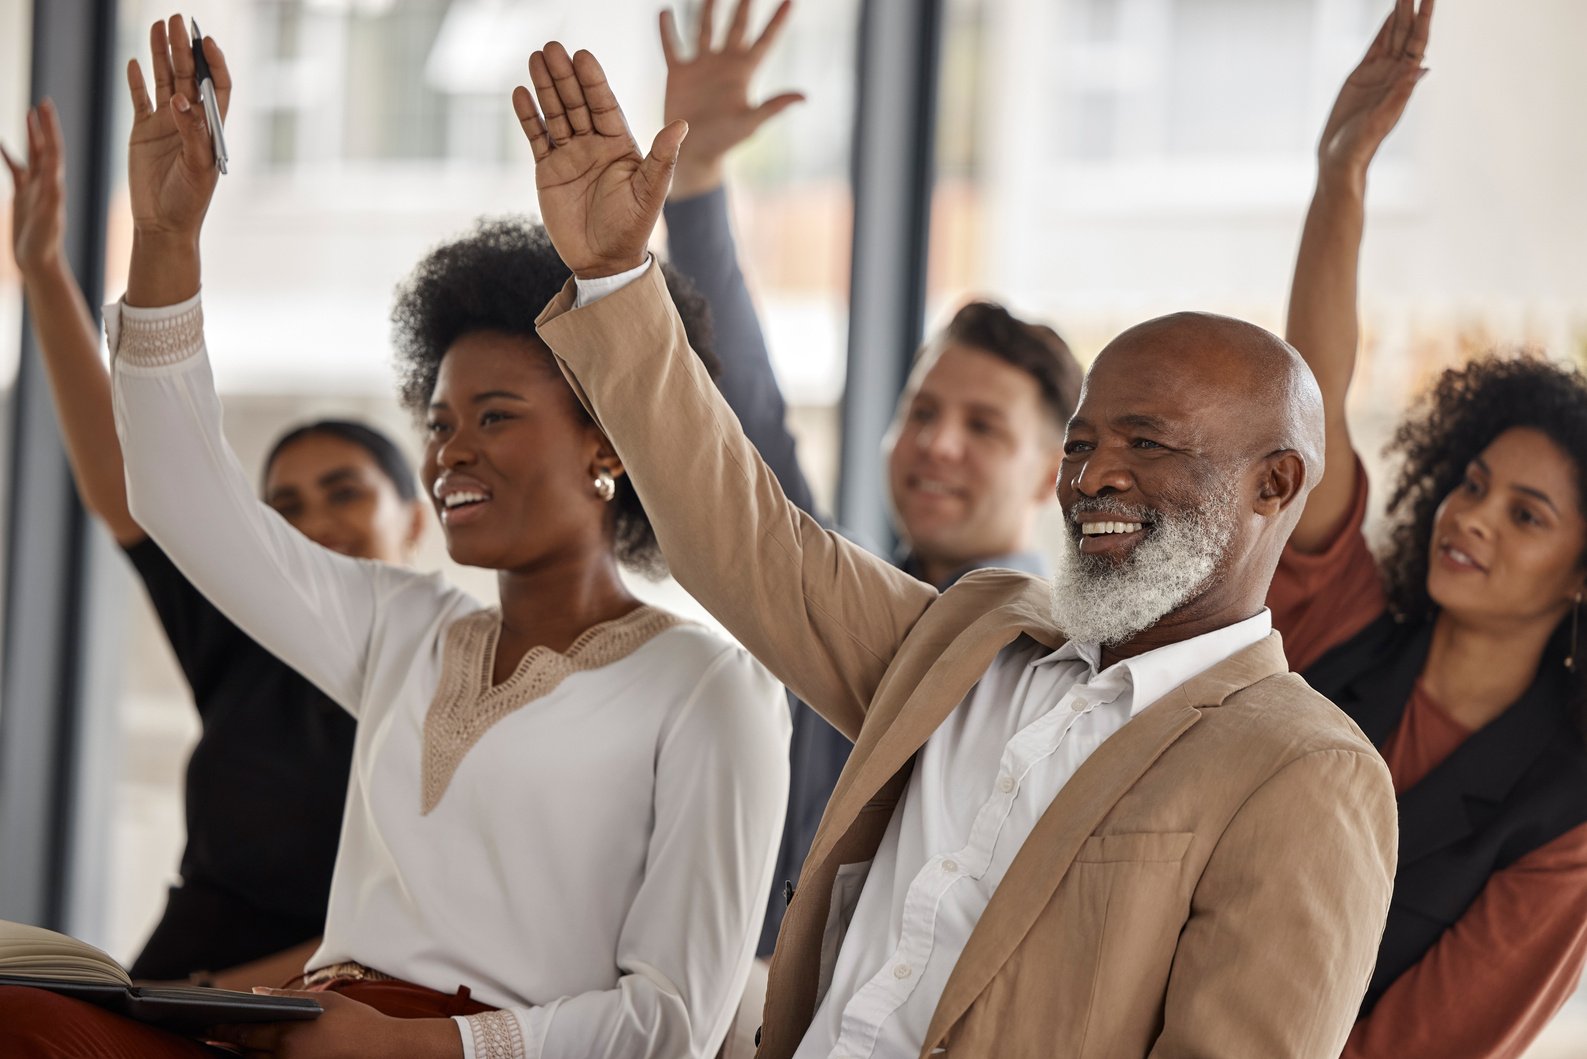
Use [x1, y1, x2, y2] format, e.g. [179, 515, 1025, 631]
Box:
[439, 491, 491, 524]
[1439, 542, 1486, 573]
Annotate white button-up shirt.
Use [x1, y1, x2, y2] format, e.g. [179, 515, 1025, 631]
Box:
[792, 610, 1274, 1059]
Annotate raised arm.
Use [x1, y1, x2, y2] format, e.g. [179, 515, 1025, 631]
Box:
[1286, 0, 1432, 552]
[3, 101, 142, 545]
[516, 43, 934, 736]
[660, 0, 819, 516]
[110, 17, 421, 714]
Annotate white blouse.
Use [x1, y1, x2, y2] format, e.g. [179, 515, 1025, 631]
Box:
[107, 294, 790, 1059]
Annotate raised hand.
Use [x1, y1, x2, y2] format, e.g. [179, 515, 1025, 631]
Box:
[1318, 0, 1433, 190]
[660, 0, 802, 199]
[514, 43, 687, 279]
[125, 14, 230, 241]
[2, 100, 67, 275]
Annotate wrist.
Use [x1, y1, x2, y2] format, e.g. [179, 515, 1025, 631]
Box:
[1314, 160, 1368, 203]
[572, 255, 648, 282]
[668, 159, 725, 202]
[18, 249, 70, 288]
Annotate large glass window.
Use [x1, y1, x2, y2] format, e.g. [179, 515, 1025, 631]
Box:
[101, 0, 855, 963]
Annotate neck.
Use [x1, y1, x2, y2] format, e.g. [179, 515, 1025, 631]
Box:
[1421, 608, 1561, 730]
[493, 551, 640, 676]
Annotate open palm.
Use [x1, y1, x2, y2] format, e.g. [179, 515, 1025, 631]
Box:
[514, 43, 686, 279]
[2, 101, 67, 273]
[1319, 0, 1433, 183]
[126, 15, 230, 239]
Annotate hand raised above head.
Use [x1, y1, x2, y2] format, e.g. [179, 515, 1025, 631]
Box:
[660, 0, 804, 199]
[514, 42, 688, 280]
[125, 13, 231, 242]
[1318, 0, 1434, 189]
[2, 99, 68, 274]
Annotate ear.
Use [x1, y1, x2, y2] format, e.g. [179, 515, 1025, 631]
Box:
[1032, 444, 1064, 505]
[1254, 450, 1307, 516]
[590, 431, 626, 482]
[404, 499, 427, 551]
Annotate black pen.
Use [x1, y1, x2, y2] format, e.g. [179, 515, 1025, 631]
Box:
[190, 17, 228, 174]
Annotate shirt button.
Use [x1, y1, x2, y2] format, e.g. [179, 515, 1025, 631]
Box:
[893, 963, 912, 979]
[1069, 697, 1089, 712]
[997, 775, 1015, 794]
[942, 859, 958, 873]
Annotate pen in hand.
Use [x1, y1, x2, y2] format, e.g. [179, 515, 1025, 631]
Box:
[190, 17, 228, 174]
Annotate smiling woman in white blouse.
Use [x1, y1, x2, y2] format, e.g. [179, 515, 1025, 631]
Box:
[0, 17, 787, 1059]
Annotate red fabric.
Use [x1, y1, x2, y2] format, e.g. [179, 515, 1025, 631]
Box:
[1267, 457, 1387, 674]
[0, 975, 494, 1058]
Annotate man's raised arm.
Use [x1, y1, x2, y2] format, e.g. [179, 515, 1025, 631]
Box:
[515, 42, 934, 737]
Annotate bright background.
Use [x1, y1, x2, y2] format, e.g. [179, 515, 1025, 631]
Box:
[4, 1, 1586, 1052]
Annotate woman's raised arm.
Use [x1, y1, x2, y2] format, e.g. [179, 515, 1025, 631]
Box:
[4, 101, 142, 545]
[1286, 0, 1432, 551]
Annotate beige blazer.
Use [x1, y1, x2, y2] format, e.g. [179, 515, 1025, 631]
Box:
[538, 264, 1397, 1059]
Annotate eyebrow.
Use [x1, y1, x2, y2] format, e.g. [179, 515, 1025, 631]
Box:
[317, 467, 363, 489]
[1474, 457, 1561, 514]
[428, 390, 529, 411]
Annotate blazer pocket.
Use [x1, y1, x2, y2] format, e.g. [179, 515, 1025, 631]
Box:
[1074, 831, 1194, 864]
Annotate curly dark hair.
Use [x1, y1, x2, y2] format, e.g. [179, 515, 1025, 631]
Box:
[1381, 352, 1587, 688]
[390, 217, 719, 574]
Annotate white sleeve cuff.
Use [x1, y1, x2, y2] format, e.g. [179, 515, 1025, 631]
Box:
[104, 291, 206, 368]
[572, 256, 653, 308]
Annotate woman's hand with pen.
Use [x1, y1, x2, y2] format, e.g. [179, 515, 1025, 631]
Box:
[124, 13, 231, 307]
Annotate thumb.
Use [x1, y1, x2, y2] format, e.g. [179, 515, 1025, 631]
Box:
[0, 142, 23, 187]
[636, 119, 689, 211]
[170, 93, 215, 173]
[750, 92, 805, 132]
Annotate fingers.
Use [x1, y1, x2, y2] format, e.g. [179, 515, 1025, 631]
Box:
[750, 90, 804, 131]
[572, 50, 629, 138]
[529, 49, 572, 145]
[168, 14, 198, 105]
[202, 35, 233, 121]
[635, 118, 689, 214]
[659, 9, 683, 67]
[0, 142, 22, 188]
[750, 0, 795, 60]
[1405, 0, 1434, 61]
[543, 42, 592, 135]
[697, 0, 718, 52]
[149, 19, 175, 108]
[512, 83, 551, 162]
[126, 58, 155, 119]
[169, 91, 215, 172]
[726, 0, 754, 48]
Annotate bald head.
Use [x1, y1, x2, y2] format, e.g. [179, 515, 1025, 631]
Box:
[1089, 312, 1325, 501]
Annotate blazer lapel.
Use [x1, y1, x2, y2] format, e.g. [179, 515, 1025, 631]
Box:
[921, 634, 1290, 1055]
[804, 581, 1065, 879]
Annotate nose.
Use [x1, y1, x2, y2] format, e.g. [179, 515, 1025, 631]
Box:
[916, 418, 965, 463]
[1451, 497, 1495, 542]
[434, 427, 477, 470]
[1069, 445, 1134, 499]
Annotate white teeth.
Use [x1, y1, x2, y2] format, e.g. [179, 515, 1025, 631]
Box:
[443, 491, 488, 509]
[1080, 521, 1144, 536]
[916, 480, 955, 495]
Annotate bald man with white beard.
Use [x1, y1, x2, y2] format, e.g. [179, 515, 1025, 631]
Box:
[516, 43, 1398, 1059]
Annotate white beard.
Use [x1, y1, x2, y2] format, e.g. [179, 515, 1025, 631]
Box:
[1049, 487, 1239, 647]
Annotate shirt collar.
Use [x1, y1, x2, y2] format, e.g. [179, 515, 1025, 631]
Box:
[1034, 609, 1274, 717]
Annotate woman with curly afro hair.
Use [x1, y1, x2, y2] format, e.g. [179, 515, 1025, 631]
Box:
[0, 28, 788, 1057]
[1271, 3, 1587, 1057]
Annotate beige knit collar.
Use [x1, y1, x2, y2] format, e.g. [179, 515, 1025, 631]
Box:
[419, 605, 685, 814]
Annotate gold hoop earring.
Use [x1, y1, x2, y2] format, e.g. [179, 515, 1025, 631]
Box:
[1568, 591, 1582, 673]
[593, 467, 616, 503]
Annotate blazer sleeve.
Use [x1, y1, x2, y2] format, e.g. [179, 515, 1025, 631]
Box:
[662, 188, 822, 521]
[1148, 746, 1398, 1059]
[535, 261, 936, 740]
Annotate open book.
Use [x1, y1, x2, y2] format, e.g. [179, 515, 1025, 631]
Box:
[0, 919, 321, 1031]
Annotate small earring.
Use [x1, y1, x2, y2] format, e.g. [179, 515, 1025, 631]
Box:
[593, 467, 616, 503]
[1567, 591, 1582, 673]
